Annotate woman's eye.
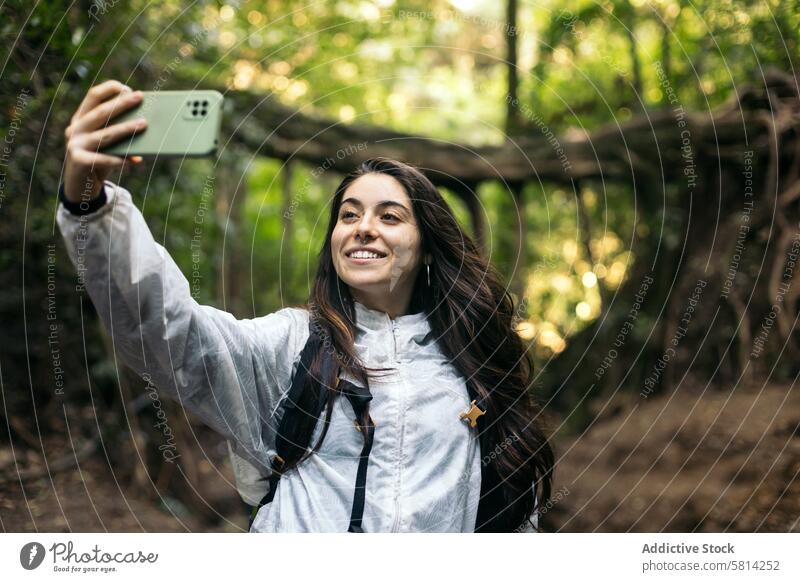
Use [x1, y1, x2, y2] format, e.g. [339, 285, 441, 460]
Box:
[340, 210, 397, 221]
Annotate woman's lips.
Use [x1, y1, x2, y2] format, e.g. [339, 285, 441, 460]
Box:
[346, 254, 388, 265]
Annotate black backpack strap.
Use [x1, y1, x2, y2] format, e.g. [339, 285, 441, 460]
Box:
[249, 319, 377, 533]
[463, 382, 510, 532]
[272, 321, 325, 461]
[339, 379, 375, 533]
[249, 319, 322, 527]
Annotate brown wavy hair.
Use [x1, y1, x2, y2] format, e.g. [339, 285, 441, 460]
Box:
[285, 157, 554, 532]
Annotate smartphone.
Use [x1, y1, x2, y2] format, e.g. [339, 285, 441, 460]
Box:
[103, 90, 223, 157]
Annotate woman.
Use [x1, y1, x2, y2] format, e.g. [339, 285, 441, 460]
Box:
[58, 80, 554, 532]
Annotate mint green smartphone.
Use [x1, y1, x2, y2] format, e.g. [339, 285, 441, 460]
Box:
[103, 90, 223, 157]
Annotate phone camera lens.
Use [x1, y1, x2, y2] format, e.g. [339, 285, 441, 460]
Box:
[192, 108, 199, 116]
[193, 100, 199, 107]
[202, 100, 208, 107]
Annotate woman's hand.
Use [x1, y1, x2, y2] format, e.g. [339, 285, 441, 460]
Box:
[62, 80, 147, 203]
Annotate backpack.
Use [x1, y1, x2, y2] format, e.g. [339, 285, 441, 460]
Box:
[248, 319, 514, 532]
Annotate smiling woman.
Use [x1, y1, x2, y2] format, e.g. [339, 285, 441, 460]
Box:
[57, 92, 553, 533]
[331, 172, 430, 318]
[243, 158, 555, 532]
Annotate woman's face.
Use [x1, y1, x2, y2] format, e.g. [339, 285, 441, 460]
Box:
[331, 173, 423, 310]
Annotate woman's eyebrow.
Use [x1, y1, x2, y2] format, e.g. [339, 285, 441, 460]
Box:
[341, 197, 410, 213]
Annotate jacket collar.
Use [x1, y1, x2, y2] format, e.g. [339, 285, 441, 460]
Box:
[353, 300, 429, 334]
[347, 301, 438, 369]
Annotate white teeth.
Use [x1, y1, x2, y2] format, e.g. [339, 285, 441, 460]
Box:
[350, 250, 383, 259]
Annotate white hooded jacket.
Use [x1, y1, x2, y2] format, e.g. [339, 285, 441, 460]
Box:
[56, 180, 536, 533]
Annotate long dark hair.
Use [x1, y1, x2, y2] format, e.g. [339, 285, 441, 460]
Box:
[284, 157, 554, 531]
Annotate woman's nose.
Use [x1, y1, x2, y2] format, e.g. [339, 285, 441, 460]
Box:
[355, 213, 378, 239]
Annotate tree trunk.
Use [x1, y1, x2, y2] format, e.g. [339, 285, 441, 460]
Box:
[505, 0, 523, 135]
[215, 154, 247, 317]
[509, 182, 527, 303]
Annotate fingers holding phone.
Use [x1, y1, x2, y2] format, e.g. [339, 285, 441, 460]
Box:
[63, 80, 147, 204]
[100, 90, 223, 158]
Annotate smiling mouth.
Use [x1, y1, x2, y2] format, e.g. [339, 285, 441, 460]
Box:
[346, 250, 388, 260]
[347, 255, 386, 265]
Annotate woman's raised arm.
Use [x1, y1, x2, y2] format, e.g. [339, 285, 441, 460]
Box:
[57, 180, 309, 474]
[57, 81, 310, 476]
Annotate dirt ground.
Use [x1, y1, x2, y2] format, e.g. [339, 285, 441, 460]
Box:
[546, 380, 800, 532]
[2, 379, 798, 532]
[0, 420, 246, 532]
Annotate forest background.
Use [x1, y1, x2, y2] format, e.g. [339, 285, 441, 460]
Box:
[1, 0, 799, 532]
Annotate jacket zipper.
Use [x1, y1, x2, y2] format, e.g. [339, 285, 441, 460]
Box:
[390, 318, 403, 532]
[391, 318, 398, 360]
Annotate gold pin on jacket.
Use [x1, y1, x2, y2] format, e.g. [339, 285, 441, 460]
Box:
[460, 399, 485, 428]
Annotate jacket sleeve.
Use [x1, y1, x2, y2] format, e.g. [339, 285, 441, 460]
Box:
[56, 180, 309, 473]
